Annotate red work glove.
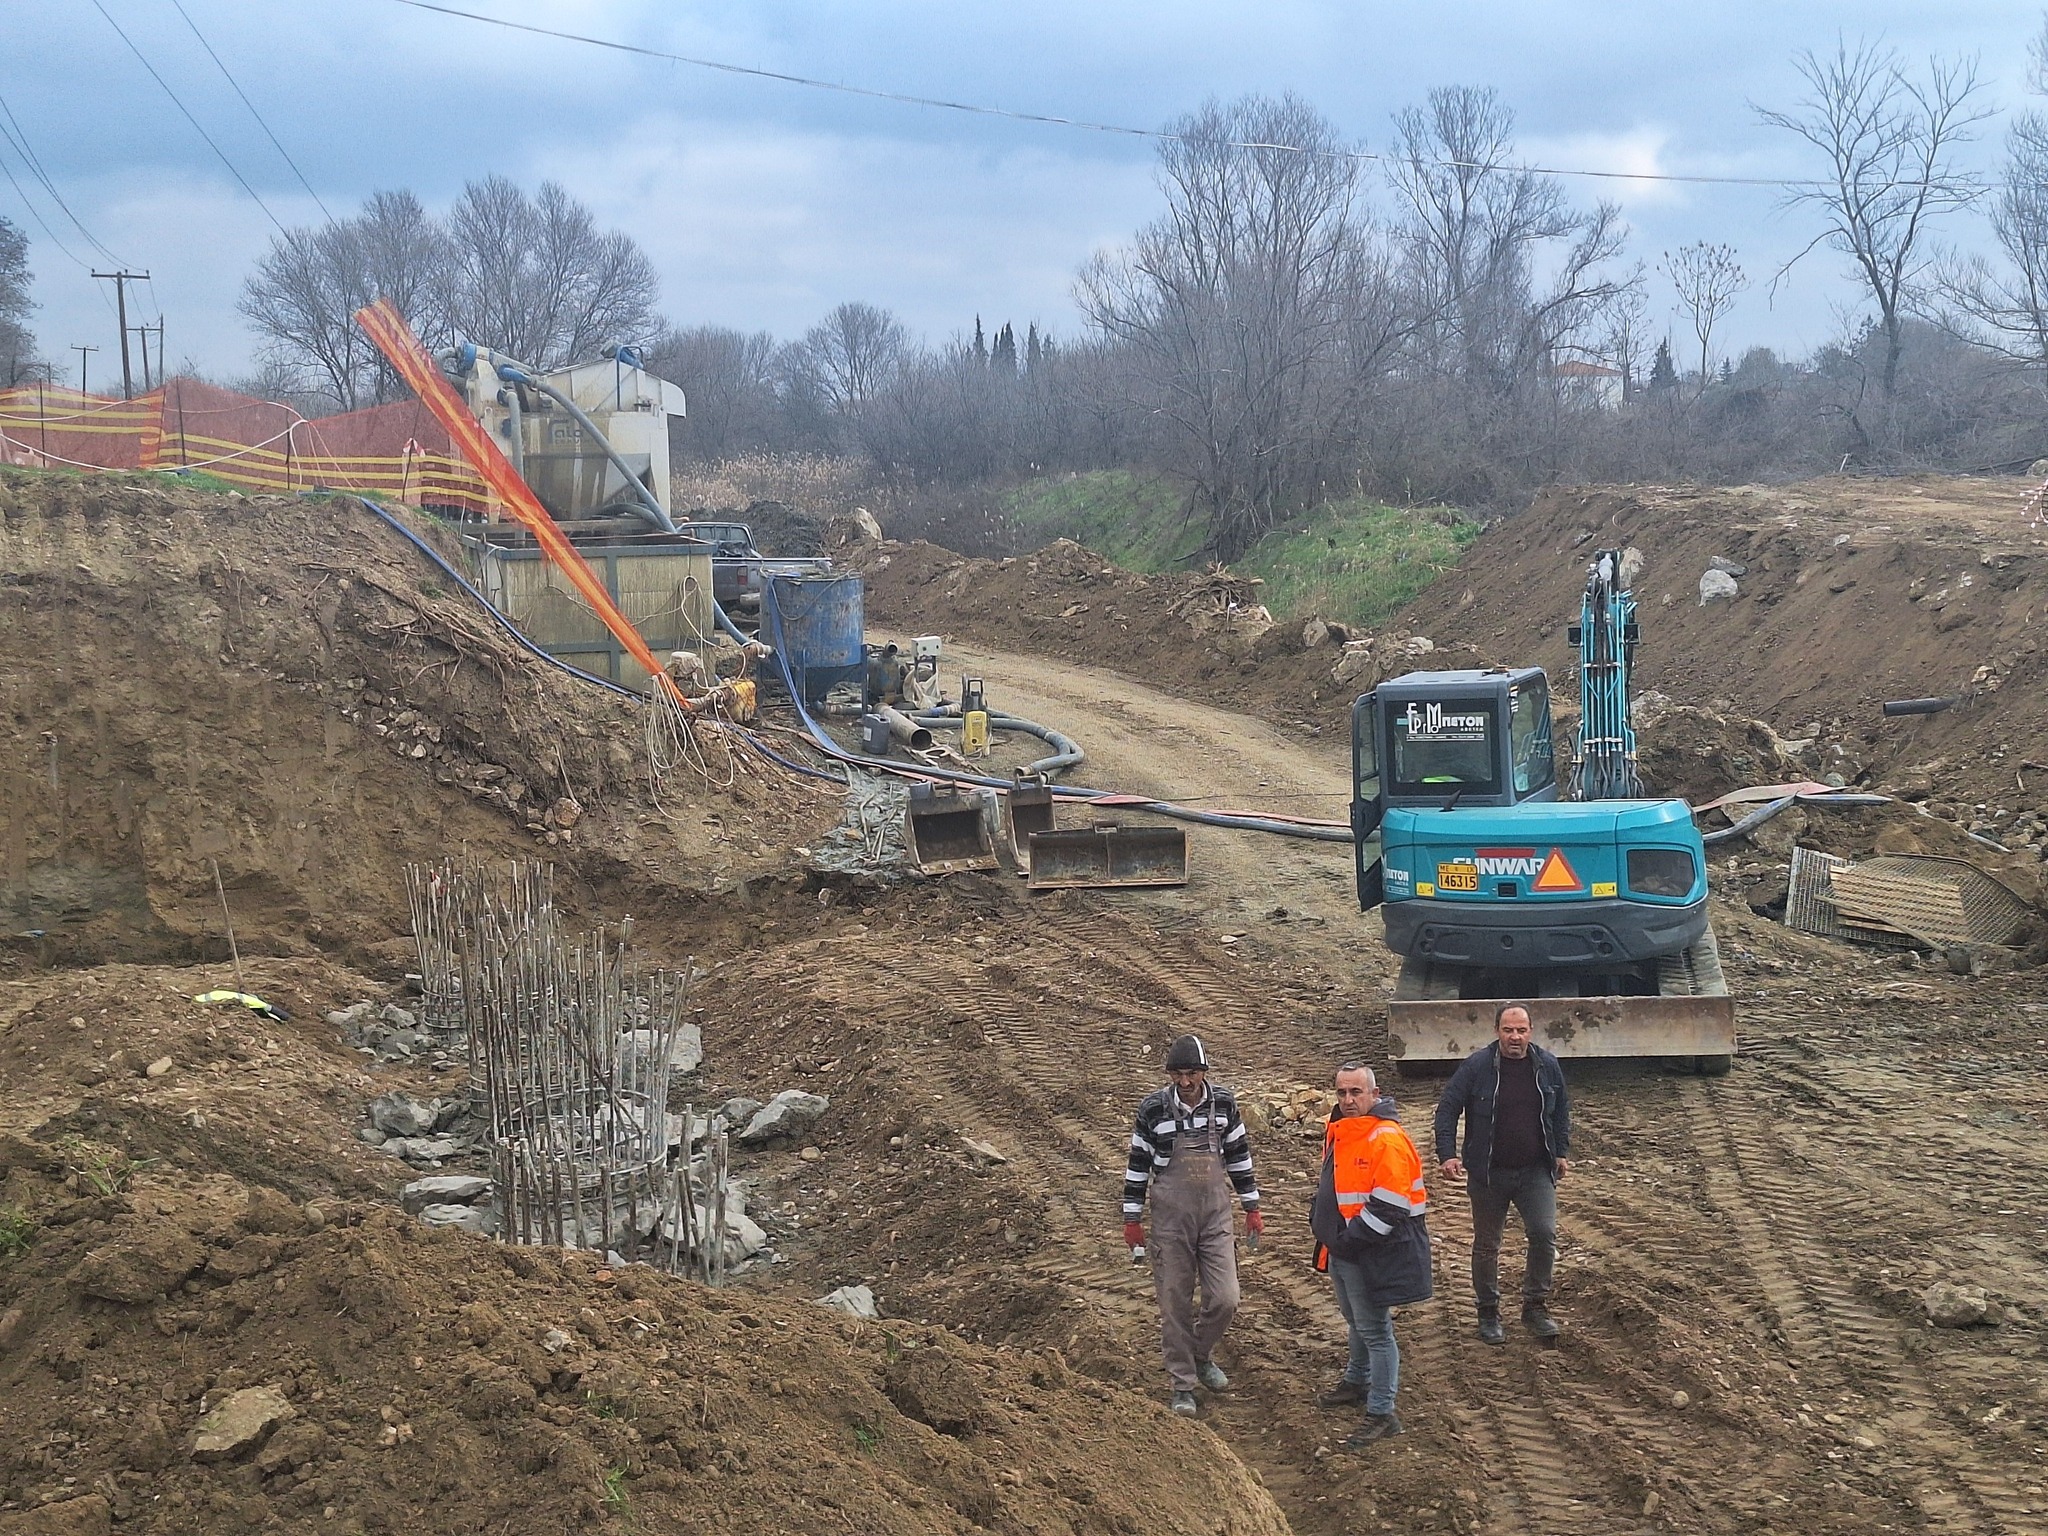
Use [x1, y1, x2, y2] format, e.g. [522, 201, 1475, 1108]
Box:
[1123, 1220, 1146, 1251]
[1244, 1209, 1264, 1248]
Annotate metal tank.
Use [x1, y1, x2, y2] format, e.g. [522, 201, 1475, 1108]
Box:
[766, 573, 864, 703]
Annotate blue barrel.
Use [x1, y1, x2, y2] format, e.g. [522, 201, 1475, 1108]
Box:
[766, 573, 864, 704]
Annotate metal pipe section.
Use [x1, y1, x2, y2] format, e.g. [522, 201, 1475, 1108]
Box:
[500, 380, 524, 479]
[1701, 791, 1891, 846]
[1882, 697, 1959, 717]
[875, 705, 934, 751]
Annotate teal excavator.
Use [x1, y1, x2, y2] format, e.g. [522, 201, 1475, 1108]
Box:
[1351, 549, 1735, 1071]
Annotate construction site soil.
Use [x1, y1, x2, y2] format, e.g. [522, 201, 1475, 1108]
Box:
[2, 467, 2046, 1536]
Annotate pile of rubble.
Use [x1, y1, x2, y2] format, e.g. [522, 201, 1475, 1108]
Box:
[1237, 1084, 1336, 1139]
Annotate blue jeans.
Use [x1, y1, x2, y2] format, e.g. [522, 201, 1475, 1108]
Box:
[1329, 1257, 1398, 1416]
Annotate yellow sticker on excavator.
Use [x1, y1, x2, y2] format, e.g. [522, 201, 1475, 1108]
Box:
[1436, 861, 1480, 892]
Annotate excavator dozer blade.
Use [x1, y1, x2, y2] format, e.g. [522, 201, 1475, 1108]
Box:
[1026, 822, 1189, 890]
[903, 784, 1000, 875]
[1007, 770, 1056, 865]
[1385, 922, 1736, 1071]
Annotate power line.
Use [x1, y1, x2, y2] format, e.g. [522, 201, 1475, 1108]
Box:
[0, 147, 90, 269]
[87, 0, 291, 235]
[165, 0, 335, 222]
[0, 89, 125, 264]
[389, 0, 1824, 191]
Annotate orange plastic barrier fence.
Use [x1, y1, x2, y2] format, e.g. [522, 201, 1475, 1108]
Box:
[0, 378, 493, 513]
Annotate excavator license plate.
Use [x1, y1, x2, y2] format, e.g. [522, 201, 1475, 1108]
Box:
[1436, 861, 1480, 892]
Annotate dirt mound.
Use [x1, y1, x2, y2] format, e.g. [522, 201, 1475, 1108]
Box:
[855, 535, 1285, 696]
[0, 1198, 1286, 1536]
[0, 472, 823, 971]
[0, 948, 1292, 1536]
[1387, 476, 2048, 822]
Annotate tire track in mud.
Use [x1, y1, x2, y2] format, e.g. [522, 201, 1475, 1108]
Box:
[1411, 1194, 1644, 1536]
[1679, 1079, 2042, 1534]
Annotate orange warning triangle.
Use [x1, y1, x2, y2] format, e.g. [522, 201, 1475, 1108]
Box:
[1532, 848, 1581, 892]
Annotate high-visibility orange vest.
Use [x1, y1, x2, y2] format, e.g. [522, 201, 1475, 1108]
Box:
[1325, 1113, 1429, 1233]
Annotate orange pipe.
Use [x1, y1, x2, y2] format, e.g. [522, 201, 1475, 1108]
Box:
[353, 299, 690, 709]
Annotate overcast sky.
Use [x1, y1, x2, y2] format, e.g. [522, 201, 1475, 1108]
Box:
[3, 0, 2041, 391]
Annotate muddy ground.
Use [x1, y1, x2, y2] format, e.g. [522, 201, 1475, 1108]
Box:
[1, 468, 2045, 1535]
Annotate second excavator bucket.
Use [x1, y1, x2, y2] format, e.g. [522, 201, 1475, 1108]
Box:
[1006, 770, 1056, 865]
[903, 783, 1000, 874]
[1026, 821, 1189, 890]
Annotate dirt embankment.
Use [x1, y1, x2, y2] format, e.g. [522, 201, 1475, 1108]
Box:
[857, 475, 2048, 865]
[0, 472, 1303, 1536]
[0, 473, 825, 972]
[1384, 477, 2048, 817]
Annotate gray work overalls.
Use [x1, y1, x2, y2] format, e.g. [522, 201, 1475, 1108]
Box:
[1149, 1089, 1241, 1389]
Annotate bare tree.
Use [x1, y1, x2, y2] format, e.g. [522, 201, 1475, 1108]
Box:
[785, 302, 906, 419]
[1389, 86, 1629, 397]
[1758, 39, 1989, 400]
[0, 215, 43, 386]
[443, 177, 660, 369]
[241, 191, 450, 410]
[1078, 93, 1395, 560]
[240, 220, 381, 410]
[643, 324, 782, 460]
[1662, 242, 1747, 397]
[1930, 20, 2048, 392]
[1600, 277, 1650, 402]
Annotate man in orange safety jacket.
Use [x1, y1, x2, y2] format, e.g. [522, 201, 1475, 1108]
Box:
[1309, 1062, 1433, 1448]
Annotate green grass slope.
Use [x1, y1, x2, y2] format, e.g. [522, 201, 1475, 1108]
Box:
[998, 471, 1477, 628]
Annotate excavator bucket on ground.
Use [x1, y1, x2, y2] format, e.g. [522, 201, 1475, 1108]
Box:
[1026, 821, 1189, 890]
[903, 783, 1000, 875]
[1006, 770, 1056, 866]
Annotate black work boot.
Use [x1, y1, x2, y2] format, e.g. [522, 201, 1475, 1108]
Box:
[1344, 1411, 1403, 1449]
[1476, 1311, 1505, 1346]
[1523, 1302, 1560, 1340]
[1316, 1378, 1363, 1408]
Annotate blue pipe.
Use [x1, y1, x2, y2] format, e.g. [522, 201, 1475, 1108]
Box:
[761, 583, 1350, 844]
[357, 496, 1346, 841]
[354, 497, 843, 784]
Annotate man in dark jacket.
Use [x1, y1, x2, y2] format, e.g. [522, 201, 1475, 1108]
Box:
[1310, 1063, 1431, 1447]
[1433, 1002, 1572, 1343]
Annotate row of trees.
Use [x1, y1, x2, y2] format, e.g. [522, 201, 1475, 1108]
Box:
[652, 35, 2048, 558]
[13, 26, 2048, 559]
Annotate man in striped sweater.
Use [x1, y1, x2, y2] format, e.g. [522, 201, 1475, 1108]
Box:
[1122, 1034, 1263, 1417]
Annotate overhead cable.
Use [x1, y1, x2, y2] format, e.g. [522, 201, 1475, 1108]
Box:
[166, 0, 335, 222]
[0, 89, 125, 266]
[0, 151, 89, 269]
[390, 0, 1823, 191]
[87, 0, 291, 236]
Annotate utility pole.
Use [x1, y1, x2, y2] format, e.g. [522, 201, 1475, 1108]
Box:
[91, 269, 149, 399]
[134, 318, 164, 392]
[71, 344, 98, 395]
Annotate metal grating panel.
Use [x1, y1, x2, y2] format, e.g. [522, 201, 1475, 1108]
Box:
[1829, 854, 2031, 949]
[1784, 846, 1922, 950]
[1785, 846, 1850, 940]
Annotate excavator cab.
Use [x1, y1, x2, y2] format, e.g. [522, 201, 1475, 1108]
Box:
[1352, 668, 1558, 909]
